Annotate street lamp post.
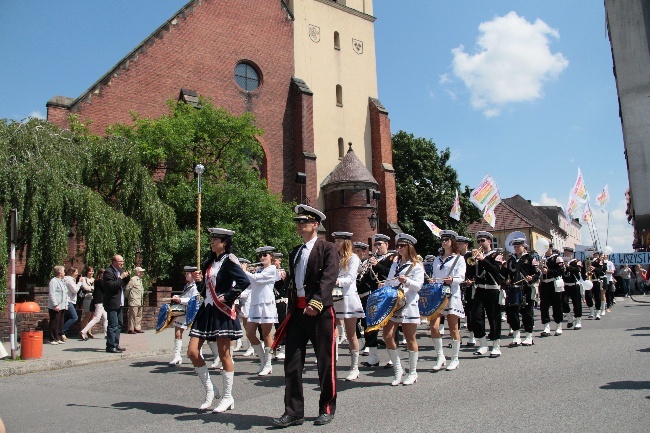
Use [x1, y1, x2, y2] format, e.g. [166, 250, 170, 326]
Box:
[195, 164, 205, 268]
[368, 190, 381, 231]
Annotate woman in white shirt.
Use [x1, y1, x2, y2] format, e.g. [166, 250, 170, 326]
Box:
[428, 230, 466, 371]
[332, 231, 364, 381]
[61, 267, 81, 340]
[47, 265, 68, 344]
[244, 246, 279, 376]
[381, 233, 425, 386]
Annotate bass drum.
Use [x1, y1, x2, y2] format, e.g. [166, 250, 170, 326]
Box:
[418, 282, 450, 320]
[505, 285, 525, 308]
[184, 295, 202, 327]
[155, 303, 173, 333]
[365, 285, 405, 332]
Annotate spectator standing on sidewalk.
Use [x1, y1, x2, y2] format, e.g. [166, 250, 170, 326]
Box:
[61, 267, 81, 340]
[80, 268, 107, 340]
[125, 267, 146, 334]
[619, 264, 632, 297]
[634, 264, 647, 294]
[104, 255, 131, 353]
[78, 267, 95, 336]
[47, 265, 68, 344]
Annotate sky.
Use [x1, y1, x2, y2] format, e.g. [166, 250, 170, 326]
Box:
[0, 1, 633, 252]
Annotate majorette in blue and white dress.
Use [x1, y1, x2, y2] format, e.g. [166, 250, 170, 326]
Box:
[430, 254, 466, 318]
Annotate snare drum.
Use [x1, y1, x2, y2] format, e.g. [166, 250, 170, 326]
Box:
[505, 285, 525, 308]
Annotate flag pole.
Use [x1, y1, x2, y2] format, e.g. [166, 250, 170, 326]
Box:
[605, 202, 611, 246]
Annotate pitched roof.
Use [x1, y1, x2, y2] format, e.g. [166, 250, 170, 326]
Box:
[468, 195, 555, 238]
[321, 144, 378, 191]
[536, 206, 582, 228]
[504, 195, 565, 237]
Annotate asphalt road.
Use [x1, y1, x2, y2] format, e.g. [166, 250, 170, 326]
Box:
[2, 298, 649, 433]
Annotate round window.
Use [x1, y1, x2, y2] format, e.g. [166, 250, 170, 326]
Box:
[234, 62, 260, 92]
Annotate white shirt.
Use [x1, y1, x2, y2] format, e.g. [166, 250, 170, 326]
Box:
[246, 265, 278, 304]
[295, 236, 317, 298]
[431, 254, 466, 295]
[337, 254, 361, 294]
[606, 260, 615, 282]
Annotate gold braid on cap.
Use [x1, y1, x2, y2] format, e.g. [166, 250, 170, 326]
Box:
[308, 299, 324, 312]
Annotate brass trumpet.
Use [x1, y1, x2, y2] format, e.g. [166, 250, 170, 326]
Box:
[466, 246, 485, 266]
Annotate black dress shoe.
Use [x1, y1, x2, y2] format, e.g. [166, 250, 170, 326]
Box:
[116, 346, 126, 352]
[106, 348, 120, 353]
[383, 362, 393, 369]
[314, 413, 334, 426]
[360, 361, 379, 368]
[271, 414, 304, 428]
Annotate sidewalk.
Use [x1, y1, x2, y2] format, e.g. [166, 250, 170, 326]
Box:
[0, 328, 176, 377]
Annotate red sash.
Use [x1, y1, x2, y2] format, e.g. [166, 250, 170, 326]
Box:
[206, 259, 237, 320]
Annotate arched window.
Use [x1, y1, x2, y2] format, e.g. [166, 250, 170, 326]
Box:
[334, 31, 340, 50]
[338, 138, 344, 159]
[336, 84, 343, 106]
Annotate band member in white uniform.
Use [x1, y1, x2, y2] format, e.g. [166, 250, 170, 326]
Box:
[168, 266, 201, 366]
[237, 258, 254, 356]
[381, 233, 425, 386]
[428, 230, 466, 371]
[353, 241, 369, 354]
[244, 246, 279, 376]
[187, 228, 250, 413]
[332, 232, 364, 381]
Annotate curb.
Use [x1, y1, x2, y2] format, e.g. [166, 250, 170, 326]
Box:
[0, 348, 172, 378]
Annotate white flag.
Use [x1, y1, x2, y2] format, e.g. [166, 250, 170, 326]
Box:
[449, 189, 461, 221]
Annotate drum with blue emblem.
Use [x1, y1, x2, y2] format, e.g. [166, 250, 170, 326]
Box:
[155, 303, 173, 333]
[505, 285, 525, 307]
[365, 285, 405, 332]
[184, 294, 202, 327]
[418, 282, 450, 319]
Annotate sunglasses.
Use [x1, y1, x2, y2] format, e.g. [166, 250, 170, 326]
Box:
[259, 252, 270, 257]
[478, 238, 489, 243]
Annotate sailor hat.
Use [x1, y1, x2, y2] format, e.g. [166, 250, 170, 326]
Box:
[209, 227, 235, 238]
[353, 242, 369, 250]
[256, 246, 276, 254]
[272, 252, 283, 259]
[424, 254, 435, 262]
[373, 234, 391, 243]
[440, 230, 458, 240]
[475, 231, 493, 240]
[183, 266, 198, 273]
[293, 205, 326, 223]
[510, 238, 526, 246]
[456, 236, 471, 243]
[395, 233, 417, 245]
[332, 231, 353, 239]
[555, 256, 565, 264]
[563, 246, 575, 253]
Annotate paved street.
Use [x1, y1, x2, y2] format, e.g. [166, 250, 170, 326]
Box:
[1, 297, 649, 432]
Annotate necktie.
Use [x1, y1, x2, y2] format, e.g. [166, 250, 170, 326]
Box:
[294, 244, 306, 272]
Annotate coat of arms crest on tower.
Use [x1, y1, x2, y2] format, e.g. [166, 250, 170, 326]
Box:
[309, 25, 320, 43]
[353, 39, 363, 54]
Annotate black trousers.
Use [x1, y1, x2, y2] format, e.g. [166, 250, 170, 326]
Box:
[463, 285, 474, 332]
[539, 282, 563, 324]
[605, 281, 614, 308]
[506, 287, 534, 333]
[284, 306, 336, 418]
[591, 280, 602, 311]
[562, 284, 582, 318]
[359, 294, 378, 347]
[274, 301, 287, 345]
[48, 309, 65, 342]
[471, 288, 501, 340]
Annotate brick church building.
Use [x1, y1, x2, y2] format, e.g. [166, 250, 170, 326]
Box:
[46, 0, 399, 245]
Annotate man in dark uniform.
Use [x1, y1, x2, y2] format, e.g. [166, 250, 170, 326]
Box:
[539, 244, 565, 336]
[358, 233, 396, 368]
[502, 238, 539, 347]
[589, 251, 606, 320]
[457, 236, 475, 346]
[561, 247, 583, 330]
[272, 205, 338, 428]
[471, 231, 505, 358]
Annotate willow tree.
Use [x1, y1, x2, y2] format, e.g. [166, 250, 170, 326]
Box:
[392, 130, 481, 255]
[108, 97, 299, 265]
[0, 118, 177, 284]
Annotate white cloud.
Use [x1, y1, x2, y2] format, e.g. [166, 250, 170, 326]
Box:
[451, 11, 568, 117]
[445, 89, 458, 101]
[532, 192, 563, 207]
[29, 111, 45, 119]
[439, 73, 452, 84]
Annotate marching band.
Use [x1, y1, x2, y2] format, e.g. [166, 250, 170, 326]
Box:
[154, 204, 613, 427]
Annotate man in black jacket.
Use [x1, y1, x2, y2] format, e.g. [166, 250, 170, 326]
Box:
[272, 205, 338, 428]
[103, 255, 131, 353]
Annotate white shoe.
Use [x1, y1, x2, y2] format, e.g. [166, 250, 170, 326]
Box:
[601, 309, 606, 317]
[251, 344, 265, 374]
[242, 346, 255, 357]
[388, 349, 403, 386]
[345, 350, 360, 381]
[574, 318, 582, 329]
[362, 346, 370, 355]
[402, 351, 418, 385]
[233, 339, 243, 352]
[466, 332, 476, 346]
[509, 330, 521, 347]
[275, 347, 285, 360]
[258, 347, 273, 376]
[432, 338, 446, 371]
[446, 340, 460, 371]
[596, 312, 601, 320]
[555, 323, 563, 336]
[50, 340, 59, 345]
[473, 336, 489, 355]
[541, 323, 551, 337]
[522, 332, 534, 346]
[169, 339, 183, 366]
[196, 365, 217, 411]
[212, 371, 234, 413]
[489, 340, 501, 358]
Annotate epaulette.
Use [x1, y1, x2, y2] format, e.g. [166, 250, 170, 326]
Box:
[308, 299, 323, 312]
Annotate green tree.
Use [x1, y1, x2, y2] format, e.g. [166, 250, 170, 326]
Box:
[392, 130, 481, 256]
[109, 97, 299, 265]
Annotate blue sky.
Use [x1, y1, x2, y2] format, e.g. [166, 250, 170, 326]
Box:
[0, 1, 632, 251]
